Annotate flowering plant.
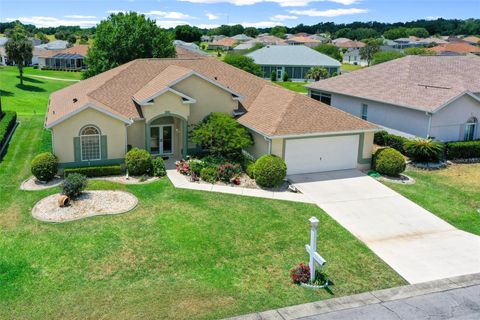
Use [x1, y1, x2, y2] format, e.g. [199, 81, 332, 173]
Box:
[290, 263, 310, 284]
[175, 160, 190, 175]
[218, 163, 241, 182]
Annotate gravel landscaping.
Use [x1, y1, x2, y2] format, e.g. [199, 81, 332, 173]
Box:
[20, 176, 63, 190]
[32, 190, 138, 222]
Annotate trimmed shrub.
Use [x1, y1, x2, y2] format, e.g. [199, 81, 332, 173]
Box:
[282, 71, 289, 82]
[246, 162, 255, 179]
[445, 140, 480, 160]
[374, 148, 406, 177]
[374, 130, 389, 145]
[404, 138, 445, 163]
[0, 111, 17, 149]
[152, 157, 166, 177]
[254, 155, 287, 188]
[64, 165, 123, 178]
[200, 167, 218, 183]
[188, 159, 206, 175]
[31, 152, 58, 181]
[62, 173, 87, 199]
[125, 148, 152, 176]
[384, 134, 408, 153]
[270, 70, 276, 82]
[218, 163, 241, 182]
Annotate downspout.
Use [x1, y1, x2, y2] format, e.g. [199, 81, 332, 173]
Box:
[426, 112, 432, 138]
[265, 136, 272, 154]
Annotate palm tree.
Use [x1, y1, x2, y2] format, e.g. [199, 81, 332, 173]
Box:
[5, 24, 33, 85]
[306, 66, 329, 81]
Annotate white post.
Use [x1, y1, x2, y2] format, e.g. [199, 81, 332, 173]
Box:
[309, 216, 319, 283]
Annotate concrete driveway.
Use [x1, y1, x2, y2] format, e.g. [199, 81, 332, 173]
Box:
[288, 170, 480, 284]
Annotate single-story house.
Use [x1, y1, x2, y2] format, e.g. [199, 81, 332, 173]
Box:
[231, 34, 253, 42]
[285, 36, 321, 48]
[342, 48, 368, 66]
[45, 54, 377, 175]
[430, 42, 480, 56]
[0, 37, 49, 66]
[207, 37, 237, 50]
[36, 40, 69, 50]
[38, 45, 89, 70]
[332, 38, 351, 45]
[335, 40, 365, 50]
[247, 45, 341, 81]
[463, 36, 480, 45]
[306, 55, 480, 142]
[173, 40, 208, 56]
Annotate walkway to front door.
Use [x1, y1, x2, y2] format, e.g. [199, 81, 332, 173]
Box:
[288, 169, 480, 284]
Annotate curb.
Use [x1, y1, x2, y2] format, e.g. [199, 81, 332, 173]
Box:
[225, 272, 480, 320]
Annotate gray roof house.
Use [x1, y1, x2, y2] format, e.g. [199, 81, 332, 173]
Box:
[307, 55, 480, 142]
[342, 48, 368, 66]
[247, 45, 341, 81]
[36, 40, 69, 50]
[231, 34, 254, 42]
[173, 40, 208, 56]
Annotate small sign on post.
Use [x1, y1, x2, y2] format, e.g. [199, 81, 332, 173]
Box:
[305, 216, 326, 283]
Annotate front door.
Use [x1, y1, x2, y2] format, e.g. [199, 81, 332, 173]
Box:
[150, 125, 174, 155]
[276, 67, 283, 80]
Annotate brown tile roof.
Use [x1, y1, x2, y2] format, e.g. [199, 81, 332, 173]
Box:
[39, 44, 89, 58]
[287, 36, 321, 44]
[46, 56, 377, 136]
[430, 42, 480, 54]
[463, 36, 480, 44]
[307, 55, 480, 113]
[210, 37, 237, 47]
[336, 40, 366, 49]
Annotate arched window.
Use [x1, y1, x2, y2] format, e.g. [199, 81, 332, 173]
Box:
[464, 117, 478, 141]
[80, 126, 101, 161]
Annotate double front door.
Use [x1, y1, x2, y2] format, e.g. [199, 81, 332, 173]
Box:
[150, 125, 173, 155]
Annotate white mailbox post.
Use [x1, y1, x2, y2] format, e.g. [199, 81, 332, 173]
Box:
[305, 216, 326, 283]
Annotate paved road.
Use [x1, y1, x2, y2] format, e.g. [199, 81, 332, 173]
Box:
[288, 170, 480, 284]
[305, 284, 480, 319]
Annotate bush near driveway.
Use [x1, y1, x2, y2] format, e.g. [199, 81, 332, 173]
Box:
[374, 130, 409, 154]
[446, 140, 480, 160]
[254, 154, 287, 188]
[62, 173, 88, 199]
[125, 148, 152, 176]
[374, 148, 406, 177]
[64, 164, 123, 177]
[31, 152, 58, 181]
[404, 138, 445, 163]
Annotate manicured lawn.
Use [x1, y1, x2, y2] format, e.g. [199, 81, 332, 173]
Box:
[383, 165, 480, 236]
[0, 65, 405, 319]
[274, 81, 309, 94]
[341, 63, 365, 72]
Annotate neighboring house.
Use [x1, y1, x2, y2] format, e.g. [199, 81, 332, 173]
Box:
[307, 55, 480, 142]
[420, 37, 448, 45]
[342, 48, 368, 66]
[0, 37, 48, 65]
[38, 45, 89, 70]
[233, 42, 255, 51]
[309, 34, 329, 43]
[44, 56, 377, 175]
[336, 40, 365, 50]
[231, 34, 253, 42]
[211, 35, 226, 42]
[233, 35, 286, 51]
[173, 40, 208, 56]
[430, 42, 480, 55]
[36, 40, 69, 50]
[247, 45, 341, 81]
[207, 37, 237, 50]
[200, 35, 211, 42]
[285, 36, 321, 48]
[463, 35, 480, 45]
[32, 47, 48, 65]
[332, 38, 351, 45]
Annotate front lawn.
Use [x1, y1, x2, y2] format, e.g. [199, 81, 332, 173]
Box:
[341, 63, 365, 72]
[383, 164, 480, 236]
[274, 81, 309, 94]
[0, 65, 405, 319]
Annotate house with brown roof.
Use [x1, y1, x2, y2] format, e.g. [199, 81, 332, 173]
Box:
[430, 42, 480, 56]
[207, 38, 237, 51]
[45, 55, 377, 175]
[38, 45, 89, 70]
[307, 55, 480, 142]
[285, 36, 321, 48]
[463, 35, 480, 45]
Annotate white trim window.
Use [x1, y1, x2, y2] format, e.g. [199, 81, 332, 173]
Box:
[80, 126, 101, 161]
[361, 103, 368, 120]
[464, 117, 478, 141]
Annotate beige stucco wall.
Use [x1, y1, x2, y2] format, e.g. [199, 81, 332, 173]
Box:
[362, 131, 374, 159]
[172, 75, 238, 126]
[142, 91, 190, 122]
[271, 138, 284, 157]
[52, 107, 127, 163]
[127, 120, 145, 149]
[246, 130, 269, 159]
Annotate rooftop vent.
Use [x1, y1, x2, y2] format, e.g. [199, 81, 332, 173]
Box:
[73, 98, 78, 103]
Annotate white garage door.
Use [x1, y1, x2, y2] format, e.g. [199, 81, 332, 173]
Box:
[284, 135, 359, 175]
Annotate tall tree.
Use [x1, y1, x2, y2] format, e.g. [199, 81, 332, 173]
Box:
[36, 32, 49, 44]
[174, 25, 202, 42]
[5, 24, 33, 85]
[244, 27, 259, 38]
[83, 12, 176, 78]
[359, 39, 381, 66]
[306, 66, 328, 81]
[223, 54, 262, 77]
[270, 26, 287, 39]
[313, 44, 342, 62]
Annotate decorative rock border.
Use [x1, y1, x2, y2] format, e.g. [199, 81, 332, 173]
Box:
[91, 175, 160, 185]
[408, 161, 448, 170]
[377, 174, 416, 185]
[32, 190, 138, 223]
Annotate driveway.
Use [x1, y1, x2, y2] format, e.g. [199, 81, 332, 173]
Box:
[288, 170, 480, 284]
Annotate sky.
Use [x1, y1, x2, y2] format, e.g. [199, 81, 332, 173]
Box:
[1, 0, 479, 29]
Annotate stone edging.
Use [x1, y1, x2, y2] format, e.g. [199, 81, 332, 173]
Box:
[225, 272, 480, 320]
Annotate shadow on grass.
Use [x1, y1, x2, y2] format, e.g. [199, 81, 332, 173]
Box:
[0, 89, 14, 97]
[17, 75, 44, 84]
[15, 83, 46, 92]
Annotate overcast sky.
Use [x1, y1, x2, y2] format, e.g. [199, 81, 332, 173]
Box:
[1, 0, 479, 29]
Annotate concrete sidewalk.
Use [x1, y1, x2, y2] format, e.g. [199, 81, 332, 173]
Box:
[288, 170, 480, 284]
[226, 273, 480, 320]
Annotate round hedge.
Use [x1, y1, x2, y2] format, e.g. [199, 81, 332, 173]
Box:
[31, 152, 58, 181]
[125, 148, 152, 176]
[254, 155, 287, 188]
[374, 148, 406, 177]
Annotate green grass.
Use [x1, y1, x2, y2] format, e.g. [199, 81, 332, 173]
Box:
[274, 81, 309, 94]
[383, 165, 480, 236]
[21, 67, 82, 80]
[340, 63, 365, 72]
[0, 65, 405, 319]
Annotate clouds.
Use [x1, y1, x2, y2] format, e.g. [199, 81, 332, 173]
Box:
[143, 10, 193, 20]
[178, 0, 360, 7]
[5, 16, 98, 28]
[206, 13, 220, 20]
[289, 8, 368, 17]
[270, 14, 298, 21]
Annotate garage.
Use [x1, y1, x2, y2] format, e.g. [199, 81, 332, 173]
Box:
[284, 135, 360, 175]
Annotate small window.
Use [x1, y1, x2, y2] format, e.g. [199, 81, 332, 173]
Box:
[464, 117, 477, 141]
[80, 126, 101, 161]
[310, 91, 331, 105]
[361, 103, 368, 120]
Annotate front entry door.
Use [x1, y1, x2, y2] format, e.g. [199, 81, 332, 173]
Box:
[150, 125, 174, 155]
